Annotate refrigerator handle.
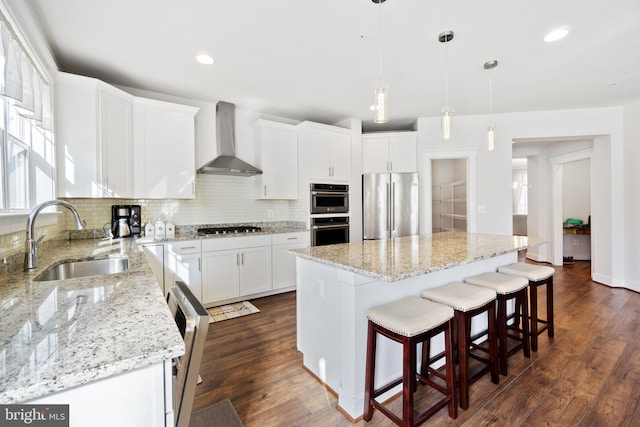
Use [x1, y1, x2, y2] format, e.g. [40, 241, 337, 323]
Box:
[386, 182, 391, 233]
[391, 182, 395, 232]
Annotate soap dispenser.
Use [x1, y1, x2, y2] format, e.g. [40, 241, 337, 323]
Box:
[145, 221, 155, 237]
[165, 214, 175, 237]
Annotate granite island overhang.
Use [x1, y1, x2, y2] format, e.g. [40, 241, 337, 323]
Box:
[290, 231, 549, 420]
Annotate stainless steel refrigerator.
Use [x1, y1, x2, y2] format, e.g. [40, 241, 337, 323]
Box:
[363, 172, 419, 240]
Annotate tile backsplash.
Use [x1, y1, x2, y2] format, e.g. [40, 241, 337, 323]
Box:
[0, 175, 308, 259]
[63, 174, 308, 229]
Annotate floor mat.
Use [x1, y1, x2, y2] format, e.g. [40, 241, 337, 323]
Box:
[207, 301, 259, 323]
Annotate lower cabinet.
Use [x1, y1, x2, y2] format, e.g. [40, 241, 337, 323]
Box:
[157, 232, 309, 307]
[272, 232, 309, 290]
[201, 235, 272, 306]
[28, 361, 172, 427]
[165, 240, 202, 301]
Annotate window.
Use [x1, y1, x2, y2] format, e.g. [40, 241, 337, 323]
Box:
[0, 16, 54, 213]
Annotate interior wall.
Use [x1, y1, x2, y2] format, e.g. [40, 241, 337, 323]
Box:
[507, 107, 623, 287]
[416, 114, 502, 235]
[623, 99, 640, 291]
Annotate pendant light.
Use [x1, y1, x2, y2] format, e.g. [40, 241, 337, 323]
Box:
[439, 31, 454, 140]
[484, 60, 498, 151]
[373, 0, 388, 123]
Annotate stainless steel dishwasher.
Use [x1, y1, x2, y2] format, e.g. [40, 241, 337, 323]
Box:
[167, 281, 210, 427]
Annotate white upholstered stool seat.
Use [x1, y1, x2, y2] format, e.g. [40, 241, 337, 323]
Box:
[421, 282, 499, 410]
[465, 272, 531, 376]
[464, 272, 528, 294]
[367, 296, 454, 337]
[421, 281, 496, 312]
[498, 263, 555, 281]
[364, 296, 457, 425]
[498, 262, 555, 352]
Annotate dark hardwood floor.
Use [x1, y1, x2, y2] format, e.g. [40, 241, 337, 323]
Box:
[192, 259, 640, 426]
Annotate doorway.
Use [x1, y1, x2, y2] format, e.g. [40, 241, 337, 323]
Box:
[431, 158, 468, 233]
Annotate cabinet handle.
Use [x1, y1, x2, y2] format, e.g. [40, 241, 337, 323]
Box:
[264, 185, 267, 196]
[328, 166, 331, 176]
[198, 257, 201, 272]
[241, 253, 244, 265]
[236, 253, 240, 266]
[287, 237, 298, 240]
[192, 182, 195, 196]
[179, 246, 197, 250]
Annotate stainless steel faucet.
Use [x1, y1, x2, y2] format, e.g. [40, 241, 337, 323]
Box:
[24, 200, 86, 271]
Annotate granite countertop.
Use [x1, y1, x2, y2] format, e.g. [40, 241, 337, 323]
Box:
[0, 238, 185, 404]
[141, 225, 308, 243]
[291, 231, 549, 282]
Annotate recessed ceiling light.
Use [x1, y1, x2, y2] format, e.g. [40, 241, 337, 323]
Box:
[195, 53, 214, 65]
[544, 28, 569, 42]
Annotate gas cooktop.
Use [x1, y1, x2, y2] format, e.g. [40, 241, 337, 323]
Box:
[197, 226, 262, 235]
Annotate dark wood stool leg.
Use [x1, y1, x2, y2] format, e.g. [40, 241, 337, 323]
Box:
[487, 303, 499, 384]
[457, 312, 470, 410]
[444, 319, 457, 419]
[519, 289, 531, 358]
[547, 277, 555, 338]
[363, 321, 376, 421]
[402, 336, 415, 426]
[529, 281, 539, 352]
[496, 296, 508, 376]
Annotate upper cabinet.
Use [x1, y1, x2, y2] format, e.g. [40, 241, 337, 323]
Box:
[133, 98, 199, 199]
[253, 119, 298, 200]
[55, 72, 134, 198]
[362, 131, 417, 174]
[55, 72, 199, 199]
[298, 121, 351, 183]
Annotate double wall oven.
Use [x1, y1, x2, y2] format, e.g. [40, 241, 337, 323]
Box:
[310, 183, 350, 246]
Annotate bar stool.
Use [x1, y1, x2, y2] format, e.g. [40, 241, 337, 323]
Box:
[464, 272, 530, 376]
[363, 296, 457, 426]
[498, 262, 555, 352]
[421, 282, 499, 410]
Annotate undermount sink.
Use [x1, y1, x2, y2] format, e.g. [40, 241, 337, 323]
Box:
[34, 257, 129, 282]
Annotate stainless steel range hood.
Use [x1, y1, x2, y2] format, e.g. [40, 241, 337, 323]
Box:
[197, 101, 262, 176]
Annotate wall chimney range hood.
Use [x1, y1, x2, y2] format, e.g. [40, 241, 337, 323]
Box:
[197, 101, 262, 176]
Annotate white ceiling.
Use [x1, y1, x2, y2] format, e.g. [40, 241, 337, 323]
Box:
[25, 0, 640, 131]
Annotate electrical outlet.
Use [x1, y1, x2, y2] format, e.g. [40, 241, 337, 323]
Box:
[315, 279, 324, 298]
[267, 210, 274, 218]
[573, 239, 580, 246]
[478, 205, 487, 214]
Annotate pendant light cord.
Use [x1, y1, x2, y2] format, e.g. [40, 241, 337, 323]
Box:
[444, 39, 449, 108]
[378, 0, 383, 86]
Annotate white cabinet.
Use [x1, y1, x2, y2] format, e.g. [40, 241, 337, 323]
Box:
[166, 240, 202, 300]
[201, 235, 272, 305]
[253, 119, 298, 200]
[29, 361, 172, 427]
[201, 249, 239, 302]
[272, 232, 309, 290]
[55, 72, 134, 198]
[299, 121, 351, 182]
[362, 131, 417, 173]
[133, 98, 199, 199]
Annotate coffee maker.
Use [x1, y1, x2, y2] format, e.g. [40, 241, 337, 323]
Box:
[111, 205, 141, 238]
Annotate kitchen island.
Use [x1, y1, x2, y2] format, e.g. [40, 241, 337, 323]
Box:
[0, 238, 184, 426]
[291, 232, 548, 419]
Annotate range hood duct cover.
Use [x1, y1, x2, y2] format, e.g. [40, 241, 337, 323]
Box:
[197, 101, 262, 176]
